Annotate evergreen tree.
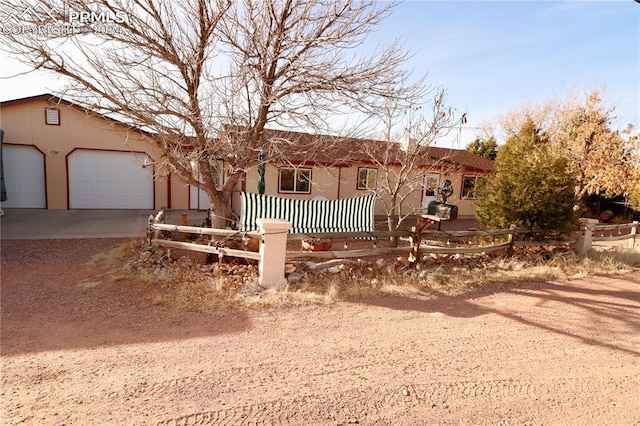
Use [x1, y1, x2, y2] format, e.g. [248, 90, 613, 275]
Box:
[466, 136, 498, 160]
[474, 118, 578, 239]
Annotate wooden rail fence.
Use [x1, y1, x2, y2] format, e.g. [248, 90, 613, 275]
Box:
[147, 210, 262, 261]
[147, 211, 638, 289]
[593, 221, 639, 247]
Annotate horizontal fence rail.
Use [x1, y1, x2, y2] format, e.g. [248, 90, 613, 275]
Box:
[514, 239, 577, 247]
[148, 210, 262, 263]
[594, 222, 639, 231]
[592, 221, 638, 243]
[147, 210, 638, 288]
[287, 246, 409, 260]
[151, 223, 261, 240]
[150, 238, 262, 261]
[419, 242, 513, 255]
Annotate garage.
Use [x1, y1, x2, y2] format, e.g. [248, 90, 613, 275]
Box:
[68, 150, 153, 209]
[2, 145, 46, 208]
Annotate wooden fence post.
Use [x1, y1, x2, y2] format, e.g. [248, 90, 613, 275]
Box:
[630, 221, 639, 249]
[147, 209, 165, 245]
[507, 224, 517, 255]
[575, 218, 598, 254]
[408, 226, 420, 267]
[147, 215, 154, 245]
[257, 218, 292, 289]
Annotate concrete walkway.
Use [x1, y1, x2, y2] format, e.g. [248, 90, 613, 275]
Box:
[0, 209, 210, 240]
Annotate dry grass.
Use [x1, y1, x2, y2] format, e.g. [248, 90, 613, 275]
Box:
[420, 249, 640, 295]
[99, 241, 640, 315]
[86, 239, 141, 285]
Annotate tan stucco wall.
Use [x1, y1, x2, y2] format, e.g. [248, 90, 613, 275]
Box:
[239, 162, 482, 219]
[0, 98, 192, 209]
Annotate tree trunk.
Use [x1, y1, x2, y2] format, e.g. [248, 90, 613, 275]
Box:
[386, 194, 402, 247]
[387, 214, 400, 247]
[207, 189, 233, 229]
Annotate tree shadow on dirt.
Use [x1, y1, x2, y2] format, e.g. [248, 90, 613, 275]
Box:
[359, 274, 640, 357]
[500, 277, 640, 356]
[358, 291, 493, 319]
[0, 239, 252, 356]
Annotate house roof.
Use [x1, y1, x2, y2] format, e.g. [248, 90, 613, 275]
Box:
[0, 93, 66, 106]
[3, 95, 493, 173]
[423, 146, 495, 172]
[245, 128, 494, 172]
[1, 93, 152, 136]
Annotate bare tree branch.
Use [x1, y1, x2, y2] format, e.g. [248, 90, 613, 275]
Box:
[1, 0, 425, 227]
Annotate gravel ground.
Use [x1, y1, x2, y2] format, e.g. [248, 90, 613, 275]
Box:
[1, 238, 640, 425]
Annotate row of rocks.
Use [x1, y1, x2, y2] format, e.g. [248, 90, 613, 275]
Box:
[128, 244, 502, 289]
[283, 256, 447, 285]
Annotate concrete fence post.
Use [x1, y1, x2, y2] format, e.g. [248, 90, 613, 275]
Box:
[575, 218, 598, 254]
[257, 218, 292, 289]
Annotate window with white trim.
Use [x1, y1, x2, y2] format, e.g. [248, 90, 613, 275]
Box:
[357, 167, 377, 190]
[209, 160, 224, 189]
[45, 108, 60, 125]
[462, 175, 479, 199]
[190, 159, 224, 189]
[279, 167, 311, 193]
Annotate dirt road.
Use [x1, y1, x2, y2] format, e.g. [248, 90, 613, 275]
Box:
[1, 239, 639, 425]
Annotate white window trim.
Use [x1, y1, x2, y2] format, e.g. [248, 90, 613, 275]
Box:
[357, 167, 378, 190]
[190, 159, 224, 190]
[462, 175, 479, 199]
[278, 167, 311, 194]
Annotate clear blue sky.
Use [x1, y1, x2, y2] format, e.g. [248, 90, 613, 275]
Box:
[376, 0, 639, 147]
[1, 0, 638, 148]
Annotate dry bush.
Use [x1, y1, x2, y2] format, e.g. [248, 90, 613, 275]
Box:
[100, 241, 640, 315]
[413, 247, 640, 296]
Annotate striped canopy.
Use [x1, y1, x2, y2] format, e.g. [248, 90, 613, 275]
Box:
[239, 192, 376, 234]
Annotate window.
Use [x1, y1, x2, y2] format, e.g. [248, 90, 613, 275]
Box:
[210, 160, 224, 189]
[279, 168, 311, 193]
[190, 159, 224, 189]
[462, 175, 479, 199]
[357, 167, 377, 190]
[45, 108, 60, 125]
[424, 173, 440, 197]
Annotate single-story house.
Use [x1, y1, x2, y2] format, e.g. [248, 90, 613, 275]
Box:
[1, 94, 493, 219]
[232, 128, 494, 219]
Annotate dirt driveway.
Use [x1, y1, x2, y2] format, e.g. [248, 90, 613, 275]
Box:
[1, 239, 639, 425]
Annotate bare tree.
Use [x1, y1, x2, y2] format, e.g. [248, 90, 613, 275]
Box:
[0, 0, 423, 227]
[360, 89, 458, 245]
[549, 89, 640, 202]
[489, 88, 640, 205]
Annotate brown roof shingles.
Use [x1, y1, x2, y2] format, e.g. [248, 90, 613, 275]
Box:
[259, 128, 494, 172]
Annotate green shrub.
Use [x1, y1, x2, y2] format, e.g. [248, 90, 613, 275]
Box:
[474, 118, 579, 240]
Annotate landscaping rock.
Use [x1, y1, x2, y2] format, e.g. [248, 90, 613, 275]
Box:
[287, 272, 303, 284]
[284, 264, 297, 274]
[327, 266, 341, 274]
[299, 261, 317, 271]
[374, 258, 387, 270]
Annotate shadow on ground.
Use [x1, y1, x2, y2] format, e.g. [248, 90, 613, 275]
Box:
[1, 238, 250, 356]
[358, 275, 640, 357]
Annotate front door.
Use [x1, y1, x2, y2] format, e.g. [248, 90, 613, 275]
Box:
[422, 173, 440, 210]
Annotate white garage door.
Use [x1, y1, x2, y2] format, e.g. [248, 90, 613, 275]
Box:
[2, 145, 46, 208]
[189, 185, 211, 210]
[69, 150, 153, 209]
